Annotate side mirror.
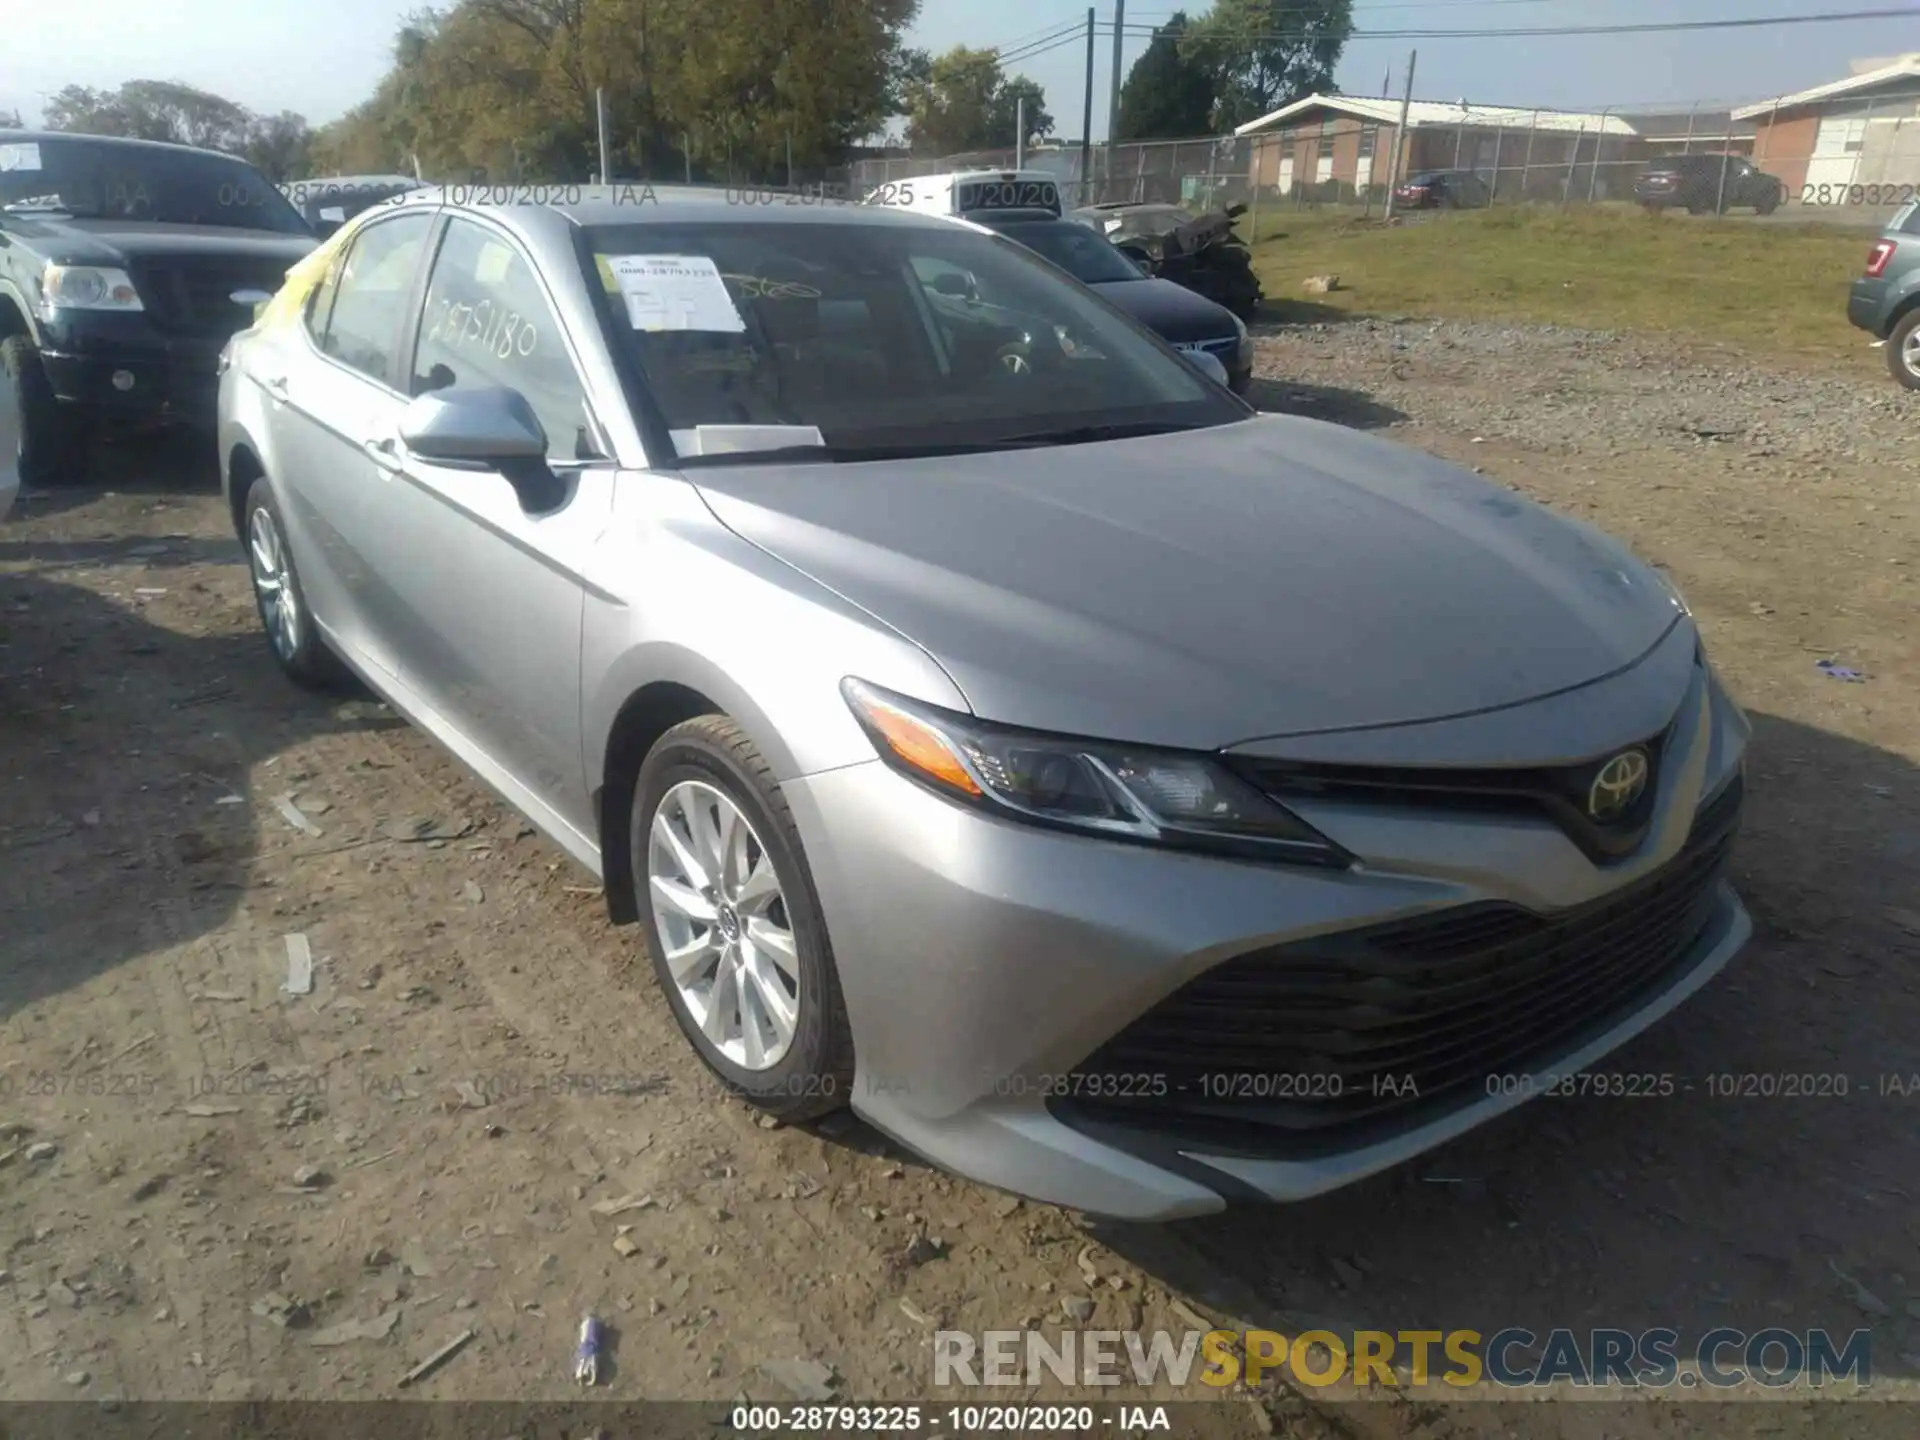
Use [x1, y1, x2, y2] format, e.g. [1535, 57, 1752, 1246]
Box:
[399, 386, 564, 510]
[1184, 349, 1230, 388]
[1117, 243, 1154, 274]
[931, 271, 976, 300]
[1225, 202, 1248, 219]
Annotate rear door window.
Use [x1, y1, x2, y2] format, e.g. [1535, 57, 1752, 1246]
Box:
[316, 214, 435, 385]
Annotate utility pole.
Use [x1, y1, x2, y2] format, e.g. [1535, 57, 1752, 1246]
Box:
[1107, 0, 1126, 154]
[1081, 7, 1095, 205]
[1382, 49, 1416, 222]
[1382, 66, 1390, 99]
[1016, 96, 1027, 169]
[595, 88, 611, 184]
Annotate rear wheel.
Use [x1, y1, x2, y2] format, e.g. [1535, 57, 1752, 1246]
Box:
[1887, 309, 1920, 392]
[0, 334, 86, 486]
[633, 716, 854, 1122]
[243, 476, 348, 688]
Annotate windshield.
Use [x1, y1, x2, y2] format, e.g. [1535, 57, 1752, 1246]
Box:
[0, 136, 311, 233]
[985, 219, 1144, 284]
[582, 220, 1243, 461]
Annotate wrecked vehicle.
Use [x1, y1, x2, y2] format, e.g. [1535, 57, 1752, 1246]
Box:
[1073, 200, 1263, 321]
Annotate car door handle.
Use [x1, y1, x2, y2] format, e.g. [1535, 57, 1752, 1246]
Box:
[363, 436, 401, 472]
[263, 375, 289, 399]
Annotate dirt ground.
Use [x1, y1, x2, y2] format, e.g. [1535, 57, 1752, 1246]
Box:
[2, 325, 1917, 1437]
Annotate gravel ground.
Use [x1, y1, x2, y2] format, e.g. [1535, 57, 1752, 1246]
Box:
[1254, 316, 1914, 471]
[2, 320, 1917, 1437]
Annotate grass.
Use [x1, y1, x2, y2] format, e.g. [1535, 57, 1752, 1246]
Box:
[1245, 205, 1879, 364]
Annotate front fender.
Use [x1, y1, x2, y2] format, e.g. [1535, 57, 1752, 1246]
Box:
[0, 276, 46, 348]
[581, 474, 970, 788]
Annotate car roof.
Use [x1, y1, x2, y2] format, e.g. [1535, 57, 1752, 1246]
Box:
[970, 208, 1074, 225]
[0, 127, 249, 162]
[293, 175, 423, 188]
[418, 183, 966, 232]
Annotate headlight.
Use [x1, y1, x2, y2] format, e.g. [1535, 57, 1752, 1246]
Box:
[841, 678, 1347, 866]
[40, 264, 144, 314]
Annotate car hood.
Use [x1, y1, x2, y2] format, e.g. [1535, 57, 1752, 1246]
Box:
[1090, 276, 1238, 344]
[6, 218, 316, 267]
[689, 414, 1687, 751]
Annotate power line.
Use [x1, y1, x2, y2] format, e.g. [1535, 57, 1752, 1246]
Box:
[1109, 4, 1920, 39]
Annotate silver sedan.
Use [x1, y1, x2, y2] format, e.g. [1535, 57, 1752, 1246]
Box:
[218, 187, 1751, 1221]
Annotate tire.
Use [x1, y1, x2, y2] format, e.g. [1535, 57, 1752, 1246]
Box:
[632, 715, 855, 1122]
[242, 475, 348, 688]
[1756, 191, 1779, 216]
[0, 334, 86, 486]
[1887, 309, 1920, 392]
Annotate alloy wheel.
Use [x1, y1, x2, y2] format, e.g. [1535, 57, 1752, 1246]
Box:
[248, 504, 300, 662]
[646, 779, 801, 1070]
[1902, 325, 1920, 382]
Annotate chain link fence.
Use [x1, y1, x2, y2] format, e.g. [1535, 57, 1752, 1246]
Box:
[844, 86, 1920, 233]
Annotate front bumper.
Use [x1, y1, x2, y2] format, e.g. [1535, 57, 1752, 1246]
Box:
[786, 654, 1751, 1221]
[1847, 278, 1891, 337]
[36, 314, 228, 425]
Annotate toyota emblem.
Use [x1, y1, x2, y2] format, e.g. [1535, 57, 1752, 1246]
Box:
[1587, 749, 1650, 821]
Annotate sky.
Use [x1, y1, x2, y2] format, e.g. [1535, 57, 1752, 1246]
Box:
[1, 0, 1916, 141]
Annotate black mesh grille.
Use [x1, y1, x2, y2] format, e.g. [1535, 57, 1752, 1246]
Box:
[1062, 779, 1742, 1140]
[1225, 722, 1676, 865]
[134, 257, 292, 337]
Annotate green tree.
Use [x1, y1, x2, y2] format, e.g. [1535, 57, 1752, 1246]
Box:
[903, 46, 1050, 156]
[1183, 0, 1352, 131]
[1116, 12, 1214, 139]
[43, 81, 256, 151]
[242, 112, 317, 181]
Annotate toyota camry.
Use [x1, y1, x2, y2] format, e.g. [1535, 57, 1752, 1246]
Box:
[218, 187, 1751, 1221]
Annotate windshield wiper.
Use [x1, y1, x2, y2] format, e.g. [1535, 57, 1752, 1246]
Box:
[988, 420, 1212, 448]
[672, 422, 1215, 466]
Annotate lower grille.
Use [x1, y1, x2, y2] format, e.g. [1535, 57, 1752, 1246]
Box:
[1061, 791, 1741, 1142]
[134, 258, 292, 337]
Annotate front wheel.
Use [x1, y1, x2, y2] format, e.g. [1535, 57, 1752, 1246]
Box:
[633, 716, 854, 1121]
[1755, 192, 1779, 216]
[1887, 309, 1920, 392]
[0, 334, 86, 487]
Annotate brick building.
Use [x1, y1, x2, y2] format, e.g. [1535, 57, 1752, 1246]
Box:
[1732, 54, 1920, 202]
[1234, 94, 1641, 202]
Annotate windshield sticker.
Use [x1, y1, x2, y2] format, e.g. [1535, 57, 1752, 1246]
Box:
[607, 254, 745, 333]
[318, 206, 346, 223]
[0, 143, 43, 173]
[669, 424, 825, 458]
[475, 241, 515, 286]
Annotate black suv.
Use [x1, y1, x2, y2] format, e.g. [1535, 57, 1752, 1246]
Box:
[0, 130, 316, 484]
[1634, 154, 1784, 216]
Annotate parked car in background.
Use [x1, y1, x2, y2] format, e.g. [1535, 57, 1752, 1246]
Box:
[220, 187, 1751, 1221]
[1392, 171, 1492, 210]
[1847, 200, 1920, 390]
[0, 129, 317, 485]
[283, 175, 427, 239]
[1634, 155, 1783, 215]
[970, 208, 1252, 392]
